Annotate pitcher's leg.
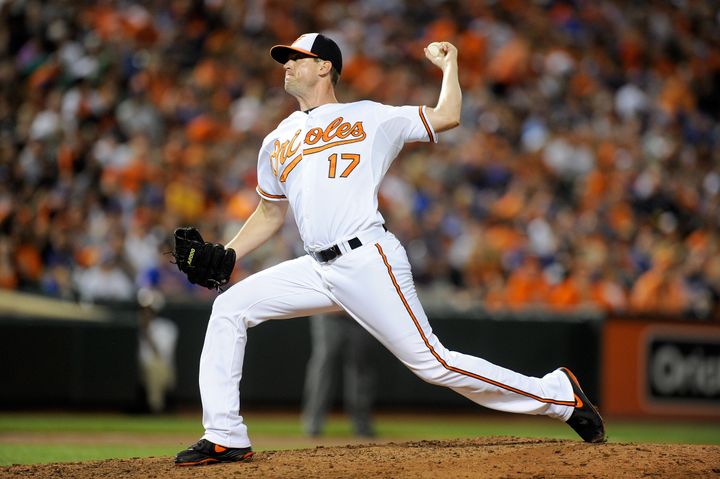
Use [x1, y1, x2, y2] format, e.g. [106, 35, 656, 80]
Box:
[327, 236, 575, 420]
[200, 256, 339, 447]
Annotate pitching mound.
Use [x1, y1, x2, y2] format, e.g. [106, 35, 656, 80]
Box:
[3, 436, 719, 478]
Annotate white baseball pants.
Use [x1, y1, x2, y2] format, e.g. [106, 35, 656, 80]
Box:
[199, 231, 575, 448]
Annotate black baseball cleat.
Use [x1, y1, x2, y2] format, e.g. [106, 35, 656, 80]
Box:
[175, 438, 254, 466]
[560, 367, 607, 443]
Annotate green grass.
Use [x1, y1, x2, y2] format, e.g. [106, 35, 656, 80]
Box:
[1, 412, 719, 466]
[0, 444, 177, 465]
[0, 413, 199, 434]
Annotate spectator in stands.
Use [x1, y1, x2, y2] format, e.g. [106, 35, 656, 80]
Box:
[0, 0, 717, 321]
[630, 245, 689, 315]
[74, 252, 135, 303]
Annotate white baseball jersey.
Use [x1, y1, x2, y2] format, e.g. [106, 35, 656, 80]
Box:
[197, 100, 577, 449]
[255, 101, 436, 251]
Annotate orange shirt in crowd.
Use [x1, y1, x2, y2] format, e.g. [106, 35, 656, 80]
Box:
[503, 258, 550, 309]
[547, 276, 584, 310]
[630, 267, 688, 314]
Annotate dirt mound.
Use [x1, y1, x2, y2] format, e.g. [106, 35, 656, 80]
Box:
[3, 436, 719, 478]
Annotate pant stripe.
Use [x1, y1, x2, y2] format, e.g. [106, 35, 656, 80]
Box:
[374, 243, 576, 407]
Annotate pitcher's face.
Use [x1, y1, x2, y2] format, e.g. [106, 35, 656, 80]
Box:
[283, 53, 324, 96]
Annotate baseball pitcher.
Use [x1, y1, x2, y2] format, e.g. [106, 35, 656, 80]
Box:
[173, 33, 605, 466]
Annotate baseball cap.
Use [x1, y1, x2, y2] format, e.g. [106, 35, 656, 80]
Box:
[270, 33, 343, 75]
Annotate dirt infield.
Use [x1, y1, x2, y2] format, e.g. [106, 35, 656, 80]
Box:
[3, 436, 719, 478]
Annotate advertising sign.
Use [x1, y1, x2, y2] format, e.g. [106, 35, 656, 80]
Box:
[603, 319, 720, 418]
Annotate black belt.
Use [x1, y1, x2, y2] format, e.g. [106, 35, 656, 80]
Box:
[310, 226, 387, 263]
[310, 237, 362, 263]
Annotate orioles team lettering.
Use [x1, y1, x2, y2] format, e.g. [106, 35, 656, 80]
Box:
[271, 117, 366, 182]
[270, 129, 302, 177]
[304, 116, 366, 154]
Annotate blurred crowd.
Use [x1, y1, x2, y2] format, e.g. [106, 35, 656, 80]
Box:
[0, 0, 718, 319]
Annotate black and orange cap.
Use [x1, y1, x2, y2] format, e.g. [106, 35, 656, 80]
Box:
[270, 33, 343, 75]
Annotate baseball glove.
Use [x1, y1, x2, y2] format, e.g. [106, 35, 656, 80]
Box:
[172, 227, 236, 290]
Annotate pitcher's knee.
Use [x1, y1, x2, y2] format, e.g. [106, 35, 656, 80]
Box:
[210, 289, 234, 316]
[209, 286, 253, 329]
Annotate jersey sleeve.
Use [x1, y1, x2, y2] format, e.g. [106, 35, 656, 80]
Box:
[256, 140, 287, 201]
[377, 104, 438, 144]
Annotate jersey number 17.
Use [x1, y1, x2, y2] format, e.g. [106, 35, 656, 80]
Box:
[328, 153, 360, 178]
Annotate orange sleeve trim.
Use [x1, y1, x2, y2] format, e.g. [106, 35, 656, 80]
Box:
[418, 106, 436, 143]
[256, 186, 287, 200]
[374, 243, 576, 408]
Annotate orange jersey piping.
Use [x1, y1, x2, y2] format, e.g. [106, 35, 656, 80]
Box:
[256, 186, 287, 200]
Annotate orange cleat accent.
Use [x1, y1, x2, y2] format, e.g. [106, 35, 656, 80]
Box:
[175, 439, 253, 466]
[560, 367, 606, 443]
